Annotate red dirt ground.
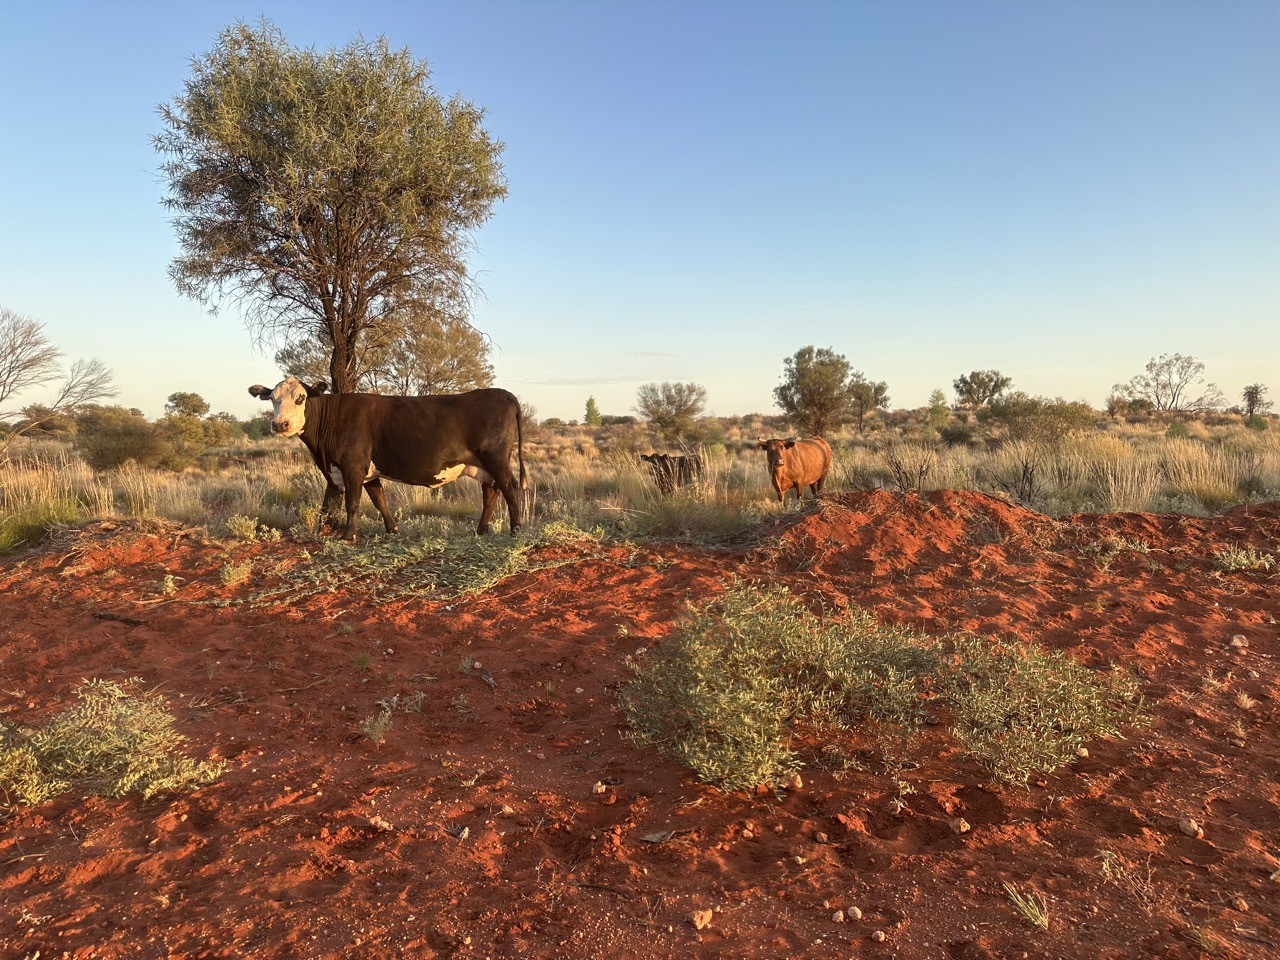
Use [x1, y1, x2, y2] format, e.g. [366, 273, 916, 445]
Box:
[2, 490, 1278, 959]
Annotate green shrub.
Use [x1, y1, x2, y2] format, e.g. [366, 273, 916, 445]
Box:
[1212, 544, 1275, 572]
[0, 679, 224, 810]
[621, 584, 1143, 791]
[938, 637, 1143, 784]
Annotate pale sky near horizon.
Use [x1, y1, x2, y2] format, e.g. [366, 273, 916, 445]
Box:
[1, 1, 1276, 423]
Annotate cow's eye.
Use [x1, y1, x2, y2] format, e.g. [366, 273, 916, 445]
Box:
[295, 394, 306, 405]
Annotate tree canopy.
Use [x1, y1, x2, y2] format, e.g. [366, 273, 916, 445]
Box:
[155, 20, 507, 394]
[953, 370, 1012, 408]
[635, 382, 707, 445]
[1111, 353, 1224, 413]
[773, 346, 884, 436]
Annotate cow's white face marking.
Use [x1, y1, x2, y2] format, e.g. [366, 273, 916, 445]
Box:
[257, 376, 309, 437]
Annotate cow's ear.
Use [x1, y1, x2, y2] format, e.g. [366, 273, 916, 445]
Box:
[756, 439, 767, 449]
[248, 384, 271, 399]
[640, 454, 653, 462]
[308, 381, 330, 397]
[784, 440, 796, 449]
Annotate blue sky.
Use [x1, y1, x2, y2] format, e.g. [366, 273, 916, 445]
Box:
[1, 1, 1276, 422]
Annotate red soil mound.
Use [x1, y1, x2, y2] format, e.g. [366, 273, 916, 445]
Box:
[2, 491, 1277, 959]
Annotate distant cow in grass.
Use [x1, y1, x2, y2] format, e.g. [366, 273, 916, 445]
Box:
[640, 452, 704, 497]
[756, 437, 832, 503]
[248, 376, 525, 540]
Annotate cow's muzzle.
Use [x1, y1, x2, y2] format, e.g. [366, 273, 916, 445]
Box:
[272, 420, 292, 435]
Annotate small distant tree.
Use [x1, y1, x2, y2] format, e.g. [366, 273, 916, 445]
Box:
[1112, 353, 1225, 413]
[1242, 383, 1272, 417]
[165, 392, 211, 418]
[926, 389, 951, 431]
[0, 307, 116, 458]
[584, 396, 602, 426]
[953, 370, 1012, 408]
[849, 376, 890, 433]
[274, 307, 494, 395]
[773, 345, 869, 436]
[635, 382, 707, 445]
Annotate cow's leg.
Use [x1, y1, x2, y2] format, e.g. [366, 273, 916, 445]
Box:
[477, 455, 522, 534]
[476, 481, 502, 534]
[320, 479, 343, 529]
[497, 475, 522, 533]
[363, 478, 399, 534]
[339, 468, 366, 541]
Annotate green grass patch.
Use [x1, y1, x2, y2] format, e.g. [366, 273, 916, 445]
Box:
[0, 499, 86, 553]
[621, 583, 1144, 791]
[0, 679, 224, 811]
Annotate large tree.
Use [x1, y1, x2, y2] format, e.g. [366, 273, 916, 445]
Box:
[773, 345, 879, 437]
[155, 20, 507, 393]
[1111, 353, 1224, 413]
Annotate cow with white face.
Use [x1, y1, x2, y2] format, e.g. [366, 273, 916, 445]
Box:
[248, 376, 526, 540]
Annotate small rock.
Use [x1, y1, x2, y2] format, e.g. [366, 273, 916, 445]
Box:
[950, 818, 971, 835]
[870, 930, 886, 942]
[1230, 635, 1249, 649]
[848, 906, 863, 920]
[782, 771, 804, 791]
[500, 804, 515, 817]
[690, 909, 713, 931]
[591, 781, 607, 795]
[832, 910, 846, 923]
[1180, 818, 1205, 839]
[1076, 747, 1089, 758]
[1232, 897, 1249, 912]
[793, 855, 806, 865]
[814, 831, 829, 844]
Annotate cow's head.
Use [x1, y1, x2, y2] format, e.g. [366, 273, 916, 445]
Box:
[756, 438, 796, 469]
[247, 376, 329, 437]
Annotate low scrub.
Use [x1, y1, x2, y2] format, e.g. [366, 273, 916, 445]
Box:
[621, 584, 1143, 790]
[0, 679, 224, 811]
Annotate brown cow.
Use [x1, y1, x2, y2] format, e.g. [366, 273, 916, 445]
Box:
[756, 436, 832, 503]
[249, 376, 525, 540]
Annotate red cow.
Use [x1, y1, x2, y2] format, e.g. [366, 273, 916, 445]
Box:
[756, 437, 832, 503]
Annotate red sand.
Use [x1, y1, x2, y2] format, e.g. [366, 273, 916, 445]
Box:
[2, 490, 1277, 959]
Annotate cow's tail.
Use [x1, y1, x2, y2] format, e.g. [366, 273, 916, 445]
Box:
[516, 401, 527, 490]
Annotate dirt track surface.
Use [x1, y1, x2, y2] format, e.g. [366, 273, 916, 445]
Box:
[2, 490, 1278, 959]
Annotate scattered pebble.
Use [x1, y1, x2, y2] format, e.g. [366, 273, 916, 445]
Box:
[1076, 747, 1089, 758]
[782, 771, 804, 791]
[814, 831, 829, 844]
[950, 818, 971, 835]
[591, 781, 607, 795]
[1232, 897, 1249, 912]
[690, 909, 713, 931]
[870, 930, 886, 942]
[1230, 635, 1249, 649]
[832, 910, 845, 923]
[1180, 818, 1205, 839]
[848, 906, 863, 920]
